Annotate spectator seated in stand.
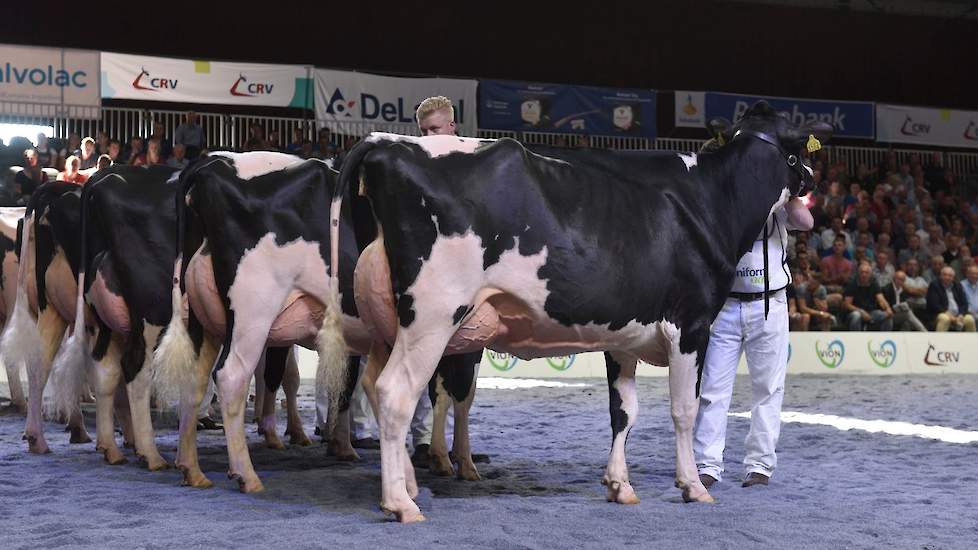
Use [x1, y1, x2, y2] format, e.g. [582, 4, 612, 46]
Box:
[882, 270, 928, 331]
[57, 155, 88, 185]
[820, 236, 853, 295]
[926, 266, 976, 332]
[14, 148, 46, 204]
[796, 271, 834, 331]
[166, 143, 189, 169]
[78, 136, 98, 170]
[787, 275, 809, 331]
[843, 261, 894, 331]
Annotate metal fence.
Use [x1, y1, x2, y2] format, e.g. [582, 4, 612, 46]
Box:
[4, 105, 978, 180]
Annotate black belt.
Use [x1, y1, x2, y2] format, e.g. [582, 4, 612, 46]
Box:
[729, 287, 786, 302]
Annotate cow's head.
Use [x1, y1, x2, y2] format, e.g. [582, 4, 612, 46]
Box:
[732, 101, 832, 198]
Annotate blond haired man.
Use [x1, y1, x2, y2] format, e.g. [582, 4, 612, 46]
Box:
[416, 96, 457, 136]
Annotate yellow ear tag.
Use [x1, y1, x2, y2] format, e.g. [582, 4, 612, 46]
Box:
[806, 134, 822, 153]
[717, 134, 725, 146]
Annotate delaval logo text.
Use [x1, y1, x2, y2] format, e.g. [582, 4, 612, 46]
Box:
[867, 339, 897, 368]
[132, 67, 178, 92]
[734, 101, 847, 131]
[924, 343, 960, 367]
[901, 116, 930, 136]
[816, 340, 845, 369]
[546, 355, 576, 372]
[0, 62, 87, 88]
[325, 88, 467, 123]
[230, 74, 274, 97]
[486, 350, 518, 372]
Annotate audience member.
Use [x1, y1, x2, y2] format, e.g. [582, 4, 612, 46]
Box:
[796, 272, 834, 330]
[174, 111, 206, 159]
[882, 270, 927, 331]
[58, 155, 88, 185]
[927, 266, 975, 331]
[148, 120, 172, 157]
[962, 265, 978, 318]
[127, 136, 147, 166]
[79, 137, 98, 170]
[34, 133, 58, 168]
[820, 236, 853, 293]
[145, 139, 166, 165]
[873, 250, 894, 287]
[15, 149, 45, 202]
[922, 255, 946, 284]
[844, 262, 893, 331]
[166, 144, 189, 169]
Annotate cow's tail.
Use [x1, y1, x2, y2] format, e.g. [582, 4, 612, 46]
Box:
[46, 186, 94, 421]
[0, 214, 42, 394]
[317, 138, 375, 432]
[152, 171, 197, 409]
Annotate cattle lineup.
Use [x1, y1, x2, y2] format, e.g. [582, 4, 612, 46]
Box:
[1, 102, 828, 522]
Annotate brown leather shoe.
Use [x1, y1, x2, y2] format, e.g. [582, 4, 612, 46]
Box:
[699, 473, 718, 489]
[742, 472, 770, 487]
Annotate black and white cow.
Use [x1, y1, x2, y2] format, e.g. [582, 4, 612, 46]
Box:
[0, 207, 27, 413]
[327, 101, 831, 521]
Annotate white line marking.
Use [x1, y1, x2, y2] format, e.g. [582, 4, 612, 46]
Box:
[477, 378, 592, 390]
[730, 410, 978, 444]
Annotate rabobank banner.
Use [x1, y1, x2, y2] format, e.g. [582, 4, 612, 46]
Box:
[0, 44, 100, 118]
[675, 90, 875, 139]
[876, 104, 978, 149]
[479, 80, 656, 138]
[101, 52, 312, 108]
[314, 69, 478, 135]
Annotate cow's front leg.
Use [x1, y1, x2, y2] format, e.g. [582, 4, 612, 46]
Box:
[602, 351, 640, 504]
[127, 325, 168, 471]
[176, 337, 217, 488]
[282, 347, 311, 446]
[668, 332, 714, 504]
[376, 331, 448, 523]
[93, 335, 126, 465]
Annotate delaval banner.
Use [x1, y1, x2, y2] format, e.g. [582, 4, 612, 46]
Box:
[676, 91, 875, 139]
[314, 69, 478, 135]
[876, 104, 978, 149]
[0, 43, 100, 117]
[479, 80, 656, 138]
[101, 52, 312, 108]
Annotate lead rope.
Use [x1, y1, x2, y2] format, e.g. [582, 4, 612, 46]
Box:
[763, 220, 770, 319]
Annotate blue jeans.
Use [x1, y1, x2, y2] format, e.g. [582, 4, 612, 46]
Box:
[847, 310, 893, 331]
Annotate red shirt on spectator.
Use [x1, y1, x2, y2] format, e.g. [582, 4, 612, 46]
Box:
[820, 255, 853, 286]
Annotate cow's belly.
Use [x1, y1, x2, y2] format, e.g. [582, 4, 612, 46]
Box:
[354, 237, 671, 365]
[186, 250, 367, 350]
[88, 254, 130, 334]
[45, 253, 78, 322]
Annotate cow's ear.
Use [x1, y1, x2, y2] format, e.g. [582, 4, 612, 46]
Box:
[706, 117, 733, 145]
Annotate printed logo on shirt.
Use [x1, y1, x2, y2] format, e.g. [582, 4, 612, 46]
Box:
[131, 66, 178, 92]
[486, 350, 518, 371]
[736, 266, 766, 286]
[867, 339, 897, 368]
[546, 355, 576, 371]
[815, 339, 845, 368]
[923, 343, 960, 367]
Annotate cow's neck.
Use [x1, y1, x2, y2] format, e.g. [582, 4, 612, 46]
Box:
[705, 140, 793, 265]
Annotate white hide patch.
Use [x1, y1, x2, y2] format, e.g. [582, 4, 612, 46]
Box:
[208, 151, 305, 180]
[407, 229, 690, 363]
[226, 233, 332, 341]
[366, 132, 489, 158]
[730, 410, 978, 445]
[477, 378, 592, 390]
[677, 153, 697, 171]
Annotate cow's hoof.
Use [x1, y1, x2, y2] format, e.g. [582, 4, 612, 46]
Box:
[23, 433, 51, 454]
[429, 454, 454, 477]
[456, 462, 481, 482]
[145, 455, 171, 471]
[680, 483, 716, 504]
[604, 480, 640, 504]
[69, 427, 92, 444]
[382, 502, 425, 523]
[103, 448, 128, 466]
[326, 440, 360, 461]
[228, 471, 264, 493]
[264, 434, 285, 450]
[288, 432, 312, 447]
[179, 466, 214, 489]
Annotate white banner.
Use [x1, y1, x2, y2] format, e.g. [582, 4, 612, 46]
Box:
[0, 43, 100, 118]
[314, 68, 478, 135]
[675, 90, 706, 128]
[100, 52, 312, 108]
[876, 103, 978, 149]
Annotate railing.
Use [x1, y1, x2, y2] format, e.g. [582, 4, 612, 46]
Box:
[4, 105, 978, 181]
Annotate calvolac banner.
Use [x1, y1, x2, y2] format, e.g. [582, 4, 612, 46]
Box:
[100, 52, 312, 108]
[0, 43, 100, 118]
[675, 91, 875, 139]
[479, 80, 656, 138]
[876, 104, 978, 149]
[314, 69, 478, 135]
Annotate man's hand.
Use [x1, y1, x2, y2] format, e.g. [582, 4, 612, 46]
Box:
[861, 310, 871, 321]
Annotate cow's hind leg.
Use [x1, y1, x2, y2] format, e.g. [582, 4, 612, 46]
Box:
[602, 351, 640, 504]
[93, 332, 127, 465]
[257, 348, 286, 450]
[3, 359, 27, 413]
[362, 343, 415, 495]
[450, 354, 480, 481]
[428, 367, 454, 477]
[23, 308, 67, 454]
[114, 384, 135, 448]
[176, 337, 218, 488]
[326, 356, 361, 461]
[668, 331, 714, 504]
[282, 347, 312, 447]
